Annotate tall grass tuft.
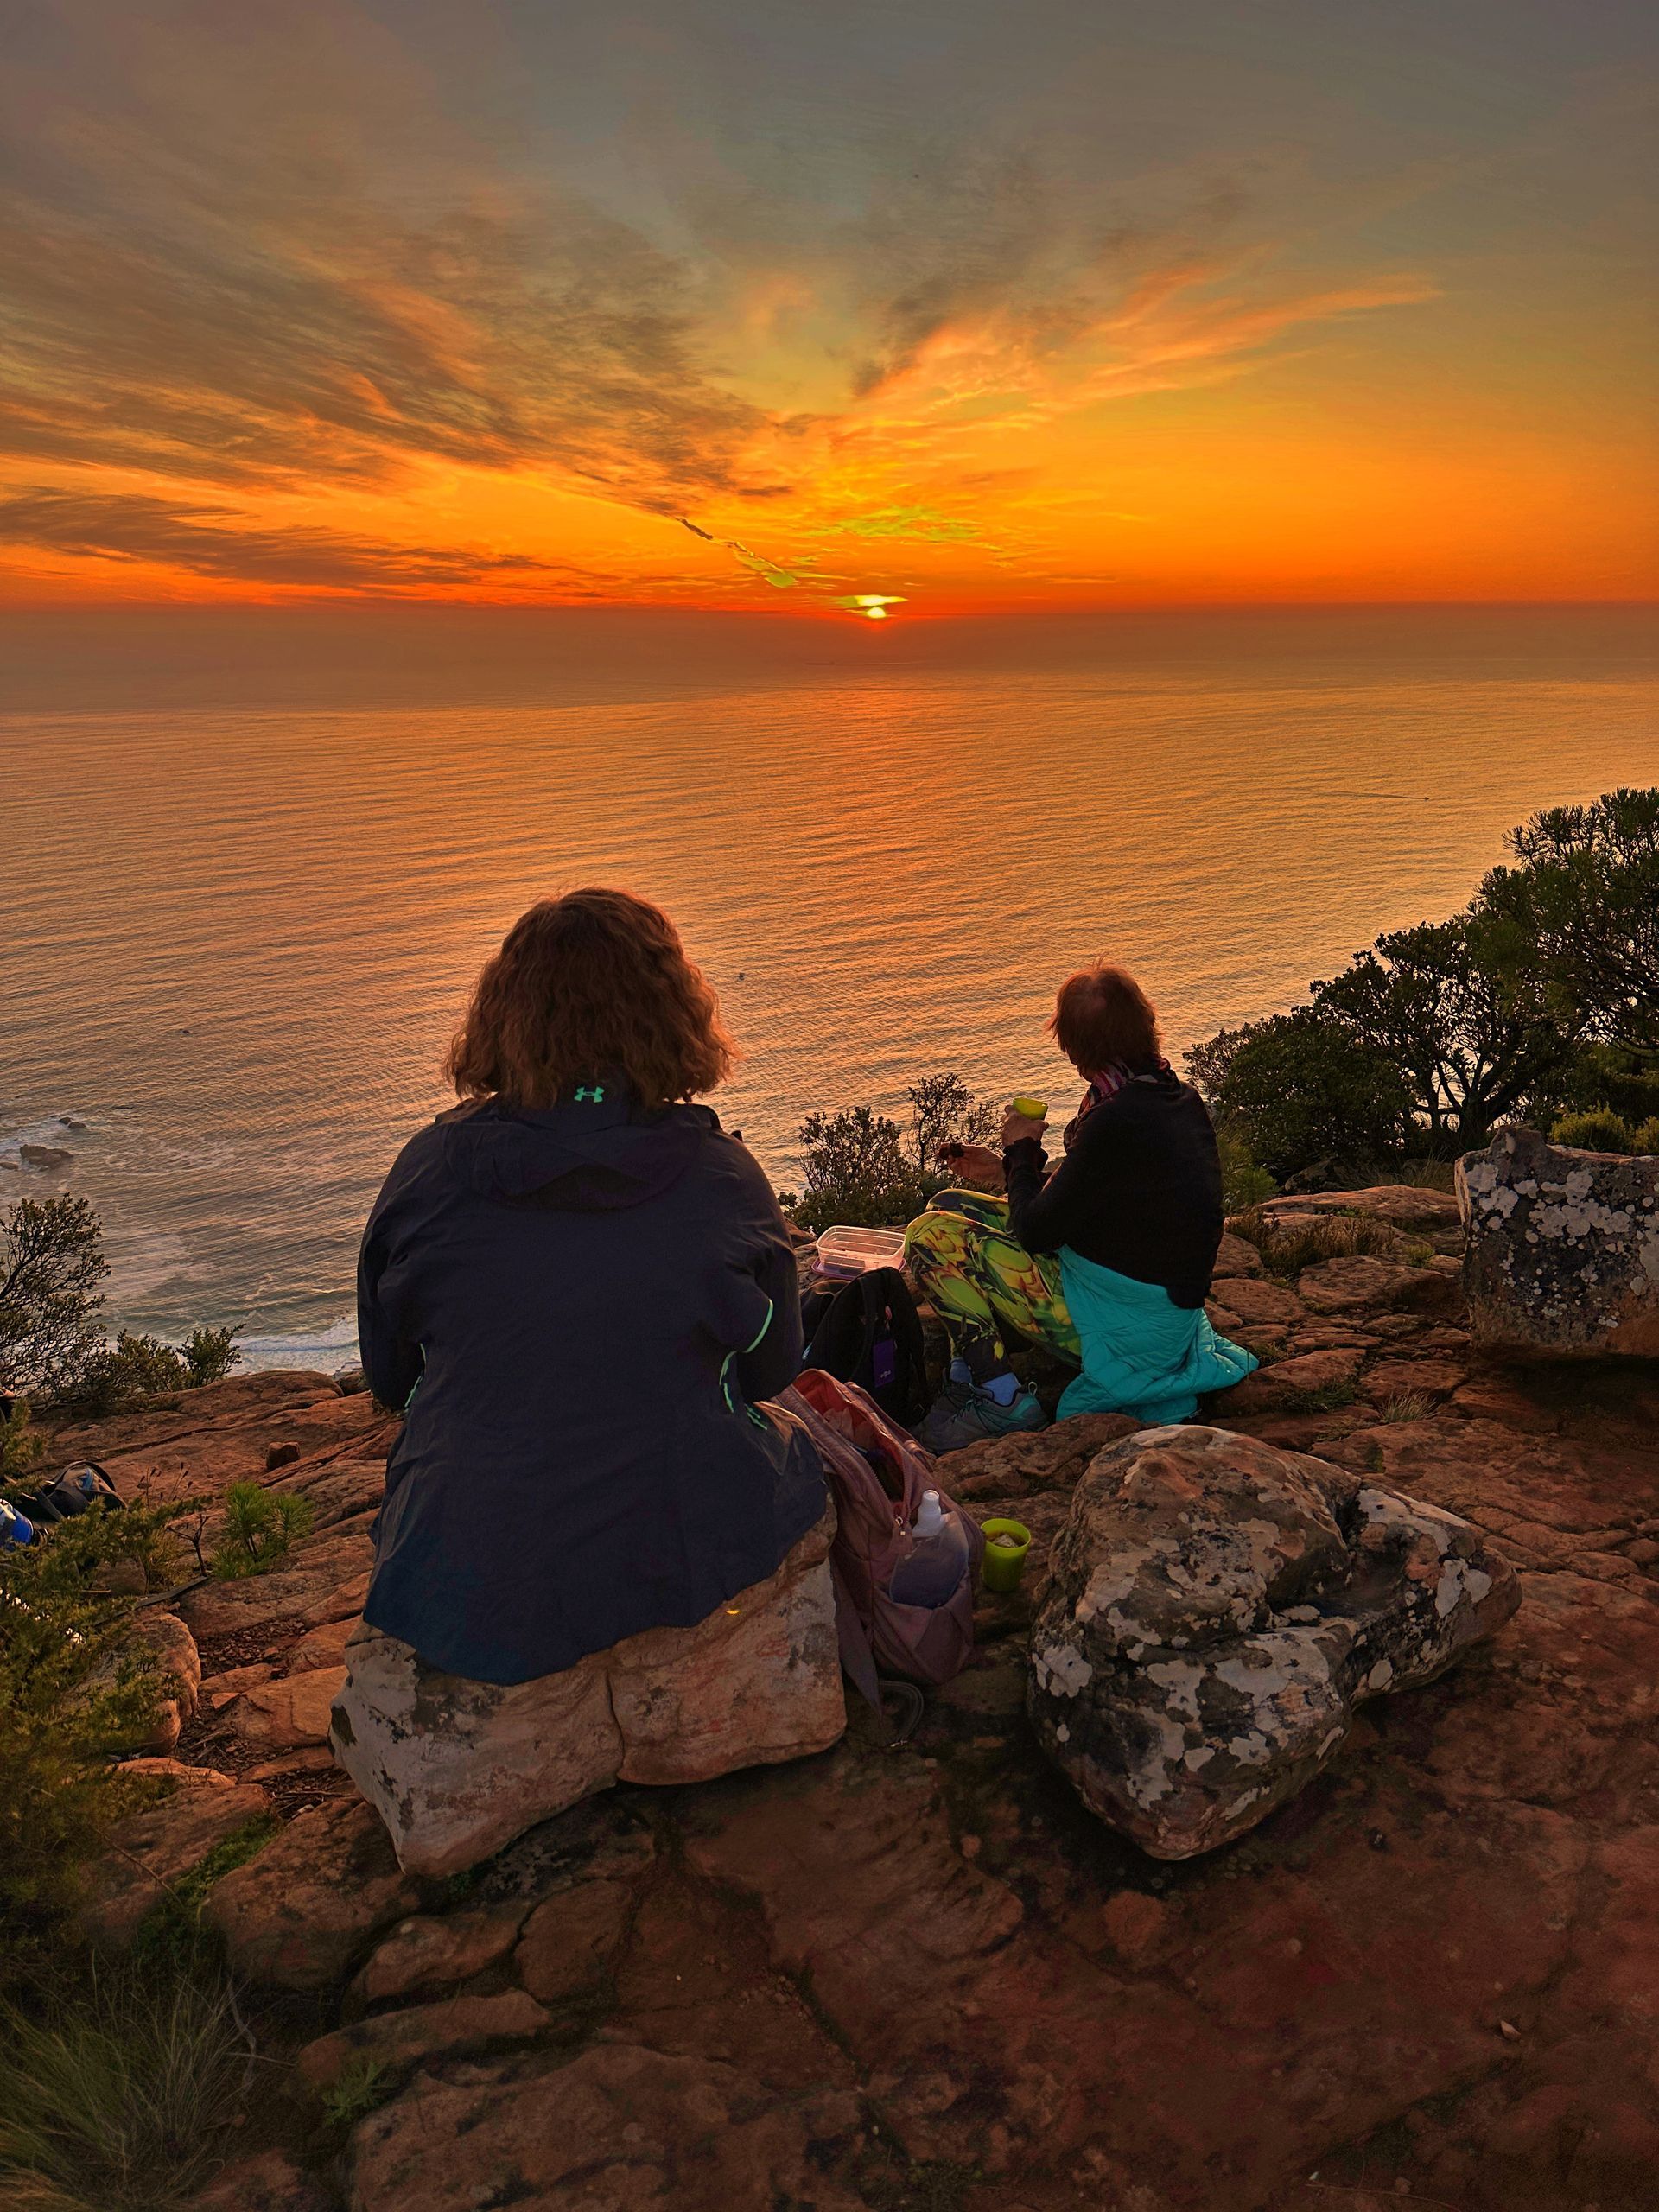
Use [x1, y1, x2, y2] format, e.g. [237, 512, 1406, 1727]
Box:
[1229, 1208, 1406, 1280]
[0, 1966, 252, 2212]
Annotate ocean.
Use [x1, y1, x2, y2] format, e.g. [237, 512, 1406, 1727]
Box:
[3, 606, 1653, 1369]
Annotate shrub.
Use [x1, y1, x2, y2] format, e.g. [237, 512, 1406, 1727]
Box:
[0, 1504, 190, 1968]
[1187, 1009, 1412, 1185]
[65, 1329, 242, 1420]
[209, 1484, 314, 1580]
[0, 1198, 108, 1402]
[1551, 1109, 1637, 1153]
[130, 1818, 277, 1975]
[321, 2053, 394, 2129]
[1229, 1207, 1407, 1280]
[1217, 1135, 1276, 1214]
[0, 1963, 254, 2211]
[785, 1071, 997, 1232]
[0, 1402, 45, 1490]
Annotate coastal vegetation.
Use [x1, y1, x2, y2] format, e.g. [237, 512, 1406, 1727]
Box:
[1186, 786, 1659, 1191]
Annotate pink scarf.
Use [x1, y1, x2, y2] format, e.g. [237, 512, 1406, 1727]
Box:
[1063, 1059, 1171, 1150]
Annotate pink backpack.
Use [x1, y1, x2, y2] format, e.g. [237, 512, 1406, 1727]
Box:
[776, 1370, 984, 1706]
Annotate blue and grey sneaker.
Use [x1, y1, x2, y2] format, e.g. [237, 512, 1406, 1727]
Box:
[916, 1376, 1047, 1455]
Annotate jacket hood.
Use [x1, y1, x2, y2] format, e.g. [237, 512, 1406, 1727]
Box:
[439, 1090, 712, 1212]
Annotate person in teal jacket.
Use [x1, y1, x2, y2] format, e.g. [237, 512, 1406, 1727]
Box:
[907, 962, 1256, 1450]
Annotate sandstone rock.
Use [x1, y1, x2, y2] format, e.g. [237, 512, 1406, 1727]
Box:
[185, 2151, 334, 2212]
[1213, 1231, 1266, 1280]
[1206, 1276, 1305, 1328]
[178, 1531, 374, 1638]
[1027, 1425, 1520, 1858]
[265, 1440, 302, 1470]
[1213, 1348, 1362, 1414]
[353, 1905, 528, 2006]
[350, 2044, 866, 2212]
[204, 1798, 421, 1989]
[940, 1411, 1140, 1501]
[226, 1664, 346, 1748]
[79, 1763, 270, 1948]
[1298, 1255, 1455, 1314]
[287, 1614, 356, 1674]
[202, 1662, 276, 1707]
[1460, 1127, 1659, 1357]
[1361, 1358, 1467, 1406]
[108, 1609, 201, 1755]
[515, 1828, 655, 2002]
[331, 1507, 844, 1878]
[1247, 1185, 1462, 1235]
[296, 1990, 550, 2094]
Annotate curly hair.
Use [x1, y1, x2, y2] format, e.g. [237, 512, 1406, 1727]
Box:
[446, 889, 735, 1112]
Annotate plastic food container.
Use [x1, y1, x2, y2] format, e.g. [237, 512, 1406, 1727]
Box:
[814, 1225, 909, 1280]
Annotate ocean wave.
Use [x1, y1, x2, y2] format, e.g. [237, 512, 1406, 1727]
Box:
[237, 1313, 359, 1372]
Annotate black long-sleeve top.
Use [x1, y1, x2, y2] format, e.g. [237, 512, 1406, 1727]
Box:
[1002, 1068, 1226, 1309]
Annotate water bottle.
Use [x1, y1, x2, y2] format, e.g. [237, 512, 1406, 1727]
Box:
[888, 1489, 971, 1608]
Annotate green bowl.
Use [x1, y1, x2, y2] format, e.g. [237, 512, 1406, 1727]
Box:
[979, 1517, 1032, 1593]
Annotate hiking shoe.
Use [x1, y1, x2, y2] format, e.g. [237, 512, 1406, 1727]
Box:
[917, 1381, 1047, 1455]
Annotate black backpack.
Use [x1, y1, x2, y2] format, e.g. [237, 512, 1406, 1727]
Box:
[800, 1266, 929, 1428]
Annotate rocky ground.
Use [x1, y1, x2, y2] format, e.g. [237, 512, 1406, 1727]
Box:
[68, 1184, 1659, 2212]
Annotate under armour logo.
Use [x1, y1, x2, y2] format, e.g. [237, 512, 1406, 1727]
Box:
[575, 1084, 606, 1103]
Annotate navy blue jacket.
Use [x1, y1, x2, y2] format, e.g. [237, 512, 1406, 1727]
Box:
[356, 1087, 824, 1684]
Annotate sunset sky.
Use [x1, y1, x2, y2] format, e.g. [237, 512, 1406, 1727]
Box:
[3, 0, 1656, 620]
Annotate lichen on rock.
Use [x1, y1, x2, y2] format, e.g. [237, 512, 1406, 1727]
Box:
[1459, 1126, 1659, 1357]
[1027, 1425, 1519, 1858]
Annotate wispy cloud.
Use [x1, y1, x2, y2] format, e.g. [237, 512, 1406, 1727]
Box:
[0, 486, 589, 594]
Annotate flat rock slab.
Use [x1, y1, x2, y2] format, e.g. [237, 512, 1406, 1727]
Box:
[351, 2044, 867, 2212]
[1215, 1348, 1363, 1414]
[1298, 1255, 1454, 1314]
[1027, 1424, 1520, 1857]
[79, 1761, 270, 1948]
[331, 1507, 846, 1877]
[1247, 1185, 1463, 1234]
[1460, 1126, 1659, 1357]
[296, 1990, 550, 2094]
[226, 1664, 347, 1748]
[204, 1797, 421, 1990]
[178, 1532, 374, 1639]
[353, 1904, 528, 2006]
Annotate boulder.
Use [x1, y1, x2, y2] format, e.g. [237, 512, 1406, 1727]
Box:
[79, 1762, 270, 1948]
[331, 1506, 846, 1878]
[203, 1797, 422, 1989]
[1027, 1425, 1519, 1859]
[1459, 1127, 1659, 1357]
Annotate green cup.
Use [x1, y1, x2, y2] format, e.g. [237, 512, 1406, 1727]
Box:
[980, 1517, 1032, 1593]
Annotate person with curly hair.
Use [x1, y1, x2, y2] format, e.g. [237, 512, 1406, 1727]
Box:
[353, 888, 825, 1685]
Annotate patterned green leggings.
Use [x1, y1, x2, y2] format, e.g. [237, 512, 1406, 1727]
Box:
[905, 1191, 1082, 1365]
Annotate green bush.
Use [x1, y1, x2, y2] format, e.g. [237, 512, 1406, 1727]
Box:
[209, 1484, 314, 1580]
[1549, 1109, 1659, 1155]
[0, 1962, 255, 2210]
[1187, 1009, 1412, 1185]
[0, 1402, 46, 1490]
[0, 1504, 190, 1968]
[65, 1329, 242, 1420]
[1217, 1134, 1276, 1214]
[784, 1071, 997, 1232]
[0, 1198, 108, 1403]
